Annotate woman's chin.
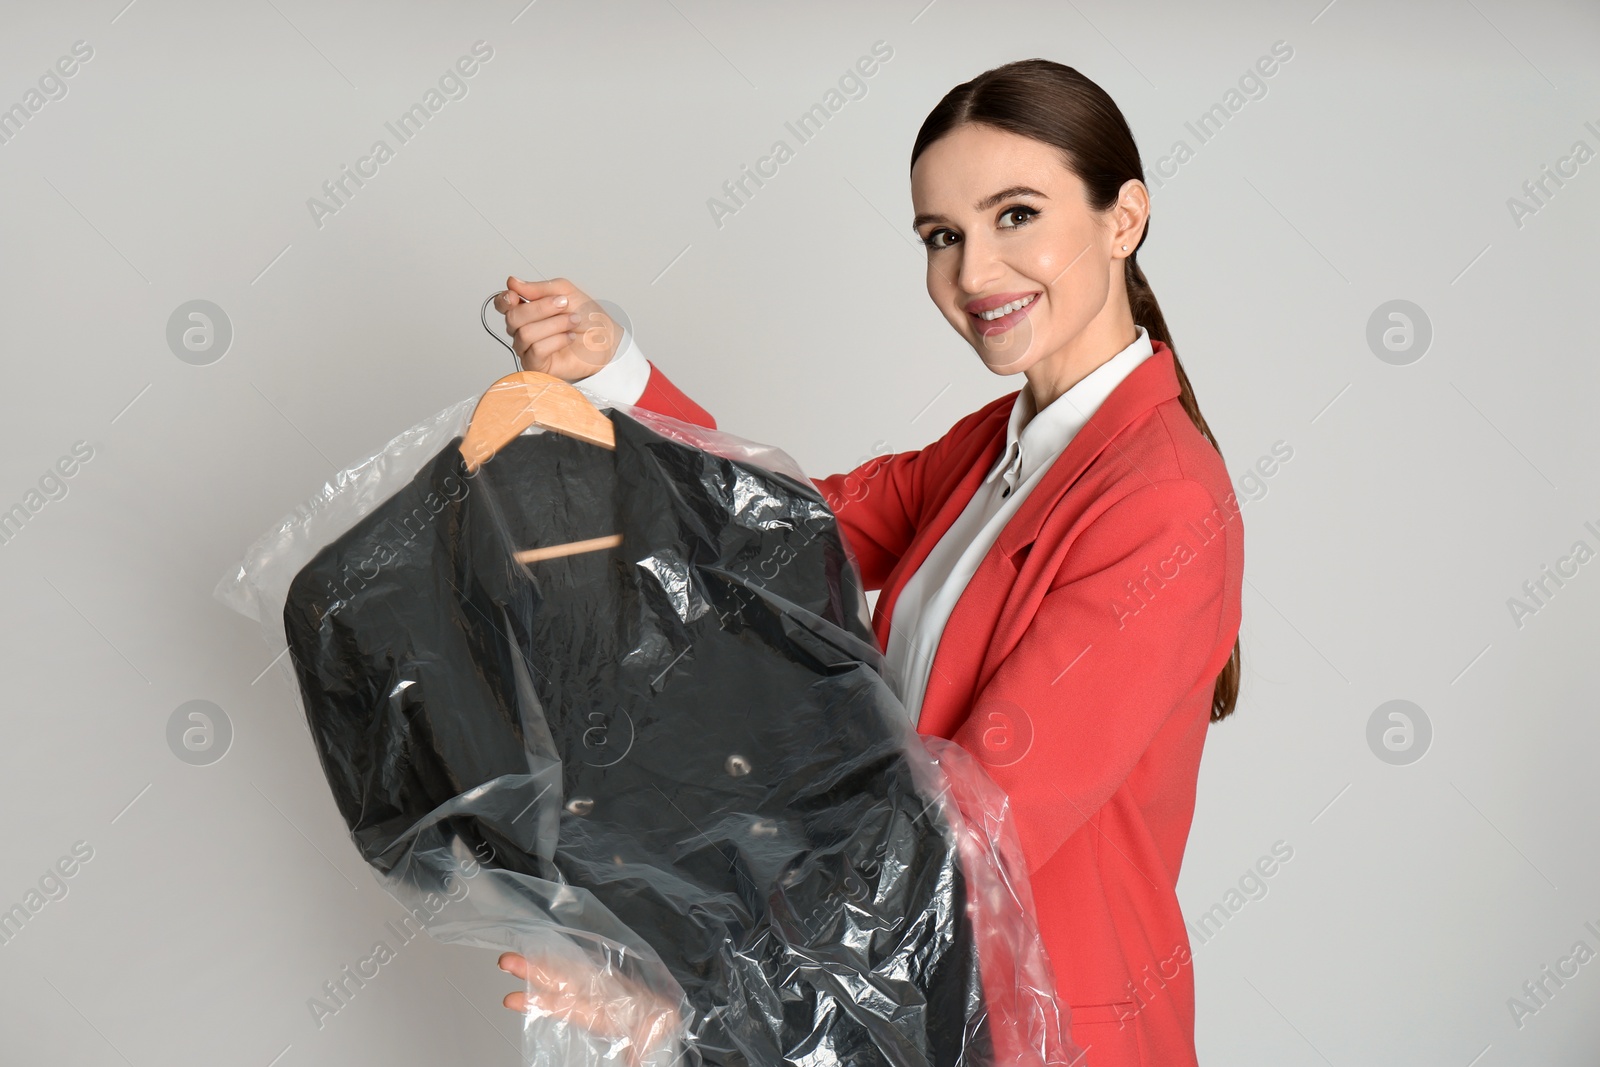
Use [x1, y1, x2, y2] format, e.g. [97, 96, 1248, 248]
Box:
[971, 329, 1039, 374]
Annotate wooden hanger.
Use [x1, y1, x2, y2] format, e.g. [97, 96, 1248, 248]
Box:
[460, 369, 624, 564]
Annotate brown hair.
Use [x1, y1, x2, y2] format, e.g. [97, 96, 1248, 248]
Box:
[910, 58, 1241, 722]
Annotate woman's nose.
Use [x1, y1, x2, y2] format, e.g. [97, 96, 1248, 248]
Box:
[956, 241, 1005, 296]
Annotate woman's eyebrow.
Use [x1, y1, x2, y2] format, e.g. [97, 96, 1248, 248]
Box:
[912, 186, 1049, 229]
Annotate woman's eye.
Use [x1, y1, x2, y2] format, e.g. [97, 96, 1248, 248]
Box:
[921, 208, 1034, 248]
[998, 206, 1039, 228]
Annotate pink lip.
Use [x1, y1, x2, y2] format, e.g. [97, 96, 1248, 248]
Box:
[965, 290, 1036, 314]
[968, 292, 1039, 337]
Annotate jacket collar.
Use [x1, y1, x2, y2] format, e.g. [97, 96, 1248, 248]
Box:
[869, 339, 1182, 657]
[994, 338, 1181, 557]
[986, 325, 1153, 495]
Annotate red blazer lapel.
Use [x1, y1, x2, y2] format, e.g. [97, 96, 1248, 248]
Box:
[994, 342, 1181, 560]
[908, 343, 1183, 737]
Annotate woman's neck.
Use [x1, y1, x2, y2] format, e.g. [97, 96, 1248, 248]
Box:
[1020, 315, 1140, 428]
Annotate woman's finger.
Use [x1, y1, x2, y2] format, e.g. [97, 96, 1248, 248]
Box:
[519, 333, 585, 377]
[502, 294, 576, 336]
[506, 275, 575, 304]
[498, 950, 681, 1067]
[513, 317, 579, 366]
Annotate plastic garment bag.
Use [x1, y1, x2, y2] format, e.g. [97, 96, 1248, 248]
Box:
[217, 393, 1078, 1067]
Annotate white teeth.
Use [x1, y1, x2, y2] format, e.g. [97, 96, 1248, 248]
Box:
[977, 293, 1037, 320]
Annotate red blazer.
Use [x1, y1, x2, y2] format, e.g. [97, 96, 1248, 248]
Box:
[629, 341, 1244, 1067]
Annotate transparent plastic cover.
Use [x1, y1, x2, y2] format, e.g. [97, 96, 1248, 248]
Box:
[216, 392, 1078, 1067]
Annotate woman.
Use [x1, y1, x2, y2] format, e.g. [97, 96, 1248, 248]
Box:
[491, 58, 1244, 1067]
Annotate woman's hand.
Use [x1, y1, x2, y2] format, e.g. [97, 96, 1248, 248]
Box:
[493, 276, 623, 383]
[497, 950, 683, 1067]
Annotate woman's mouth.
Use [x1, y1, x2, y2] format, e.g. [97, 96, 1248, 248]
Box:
[968, 292, 1039, 337]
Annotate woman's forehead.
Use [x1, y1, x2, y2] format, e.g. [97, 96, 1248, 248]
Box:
[911, 129, 1081, 214]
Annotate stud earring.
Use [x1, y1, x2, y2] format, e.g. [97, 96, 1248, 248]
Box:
[1121, 245, 1128, 251]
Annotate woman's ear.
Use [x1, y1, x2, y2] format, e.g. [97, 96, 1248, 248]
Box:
[1112, 178, 1150, 253]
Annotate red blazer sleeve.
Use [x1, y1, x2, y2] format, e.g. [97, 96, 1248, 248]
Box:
[633, 360, 959, 593]
[635, 359, 719, 431]
[807, 447, 944, 593]
[949, 477, 1233, 875]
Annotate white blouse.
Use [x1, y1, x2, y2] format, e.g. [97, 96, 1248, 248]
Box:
[575, 324, 1155, 726]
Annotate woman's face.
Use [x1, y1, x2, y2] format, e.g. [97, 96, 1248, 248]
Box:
[911, 123, 1134, 375]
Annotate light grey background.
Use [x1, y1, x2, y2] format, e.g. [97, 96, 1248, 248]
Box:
[2, 0, 1596, 1064]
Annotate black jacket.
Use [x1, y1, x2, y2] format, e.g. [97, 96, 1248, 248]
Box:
[283, 407, 996, 1066]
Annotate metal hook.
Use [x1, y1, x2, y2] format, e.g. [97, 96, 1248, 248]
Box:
[481, 290, 523, 373]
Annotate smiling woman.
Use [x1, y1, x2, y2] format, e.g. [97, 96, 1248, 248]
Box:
[909, 125, 1154, 386]
[497, 57, 1245, 1067]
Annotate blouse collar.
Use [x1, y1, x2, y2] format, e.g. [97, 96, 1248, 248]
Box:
[986, 324, 1154, 494]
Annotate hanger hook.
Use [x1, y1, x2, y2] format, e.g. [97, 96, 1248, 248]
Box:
[481, 291, 523, 373]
